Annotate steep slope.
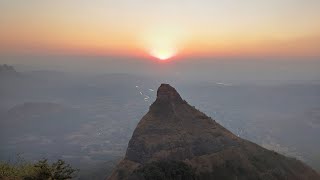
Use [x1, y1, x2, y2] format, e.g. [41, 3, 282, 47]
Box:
[108, 84, 320, 180]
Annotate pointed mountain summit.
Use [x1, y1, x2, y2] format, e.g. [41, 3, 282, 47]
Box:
[156, 83, 183, 102]
[108, 84, 320, 180]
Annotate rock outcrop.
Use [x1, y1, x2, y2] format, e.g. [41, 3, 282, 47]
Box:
[108, 84, 320, 180]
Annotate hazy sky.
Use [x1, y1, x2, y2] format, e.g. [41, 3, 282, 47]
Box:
[1, 0, 320, 59]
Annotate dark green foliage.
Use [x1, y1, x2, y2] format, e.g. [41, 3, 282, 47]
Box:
[33, 159, 77, 180]
[131, 161, 195, 180]
[0, 158, 78, 180]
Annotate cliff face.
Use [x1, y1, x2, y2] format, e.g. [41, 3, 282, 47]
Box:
[108, 84, 320, 180]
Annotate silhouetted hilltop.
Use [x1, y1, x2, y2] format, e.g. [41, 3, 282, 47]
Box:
[108, 84, 320, 180]
[0, 64, 18, 77]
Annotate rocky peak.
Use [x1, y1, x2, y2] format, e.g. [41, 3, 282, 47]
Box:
[156, 84, 183, 103]
[108, 84, 320, 180]
[149, 84, 185, 116]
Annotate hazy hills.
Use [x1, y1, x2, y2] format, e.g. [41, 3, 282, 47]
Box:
[0, 66, 320, 179]
[0, 64, 17, 76]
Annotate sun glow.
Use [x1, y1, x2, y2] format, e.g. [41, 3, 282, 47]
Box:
[141, 25, 186, 61]
[149, 48, 176, 60]
[146, 35, 178, 60]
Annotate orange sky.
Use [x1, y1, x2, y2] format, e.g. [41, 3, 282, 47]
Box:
[1, 0, 320, 58]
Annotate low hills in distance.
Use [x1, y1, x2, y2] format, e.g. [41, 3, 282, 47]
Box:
[108, 84, 320, 180]
[0, 64, 18, 77]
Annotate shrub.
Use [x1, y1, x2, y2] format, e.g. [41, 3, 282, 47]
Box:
[0, 158, 78, 180]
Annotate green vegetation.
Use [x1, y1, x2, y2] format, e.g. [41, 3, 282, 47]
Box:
[131, 161, 195, 180]
[0, 158, 78, 180]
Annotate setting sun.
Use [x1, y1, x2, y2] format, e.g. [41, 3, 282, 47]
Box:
[149, 48, 176, 60]
[141, 25, 185, 61]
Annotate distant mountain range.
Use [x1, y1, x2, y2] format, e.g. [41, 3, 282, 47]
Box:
[109, 84, 320, 180]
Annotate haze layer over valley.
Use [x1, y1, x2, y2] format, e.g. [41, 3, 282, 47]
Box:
[1, 63, 320, 179]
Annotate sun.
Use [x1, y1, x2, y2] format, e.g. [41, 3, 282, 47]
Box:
[147, 38, 178, 61]
[149, 48, 176, 60]
[140, 25, 185, 61]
